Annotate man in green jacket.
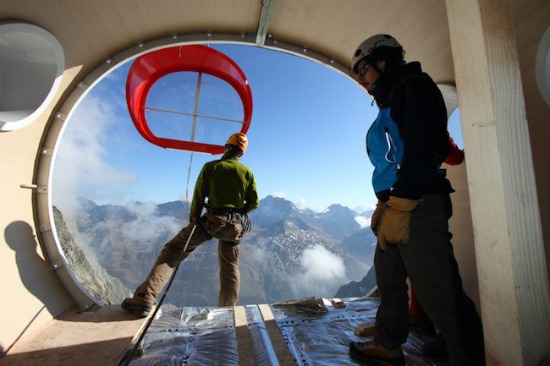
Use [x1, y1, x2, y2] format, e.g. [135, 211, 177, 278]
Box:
[122, 133, 259, 317]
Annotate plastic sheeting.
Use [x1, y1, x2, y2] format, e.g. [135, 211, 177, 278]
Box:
[128, 307, 238, 365]
[126, 297, 447, 365]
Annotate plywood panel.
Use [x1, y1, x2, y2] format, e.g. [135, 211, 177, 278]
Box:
[512, 1, 550, 291]
[0, 0, 260, 72]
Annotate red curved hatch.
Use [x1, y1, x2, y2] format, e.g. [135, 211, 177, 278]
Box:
[126, 45, 252, 154]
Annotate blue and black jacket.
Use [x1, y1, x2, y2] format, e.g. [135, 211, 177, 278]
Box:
[367, 61, 453, 202]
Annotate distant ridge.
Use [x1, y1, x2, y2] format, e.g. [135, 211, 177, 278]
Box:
[55, 195, 377, 307]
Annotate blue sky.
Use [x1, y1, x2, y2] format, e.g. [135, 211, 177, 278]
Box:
[52, 43, 462, 216]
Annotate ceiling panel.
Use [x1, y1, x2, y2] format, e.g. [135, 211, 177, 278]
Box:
[0, 0, 547, 87]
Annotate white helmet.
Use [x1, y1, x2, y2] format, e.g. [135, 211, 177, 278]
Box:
[351, 34, 401, 74]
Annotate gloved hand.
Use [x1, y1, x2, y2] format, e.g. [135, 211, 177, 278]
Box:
[370, 200, 384, 236]
[377, 196, 420, 250]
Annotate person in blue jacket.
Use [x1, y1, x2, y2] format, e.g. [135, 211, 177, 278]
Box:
[348, 34, 485, 365]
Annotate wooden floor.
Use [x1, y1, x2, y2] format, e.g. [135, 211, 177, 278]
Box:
[0, 305, 147, 366]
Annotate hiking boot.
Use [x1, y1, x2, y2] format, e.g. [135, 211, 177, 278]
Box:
[409, 316, 436, 336]
[349, 340, 405, 365]
[422, 332, 449, 362]
[121, 297, 153, 318]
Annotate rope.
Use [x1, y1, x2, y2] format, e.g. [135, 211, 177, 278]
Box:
[119, 223, 197, 366]
[119, 152, 197, 366]
[185, 153, 194, 218]
[242, 213, 252, 234]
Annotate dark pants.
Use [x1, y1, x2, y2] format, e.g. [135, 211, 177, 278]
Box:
[374, 194, 485, 365]
[135, 211, 243, 307]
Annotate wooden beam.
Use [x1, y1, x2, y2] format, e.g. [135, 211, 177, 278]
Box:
[258, 304, 296, 365]
[233, 306, 255, 366]
[445, 0, 550, 364]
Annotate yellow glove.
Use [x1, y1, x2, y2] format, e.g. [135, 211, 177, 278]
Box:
[370, 200, 384, 236]
[377, 197, 420, 250]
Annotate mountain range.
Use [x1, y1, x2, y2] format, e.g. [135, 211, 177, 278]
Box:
[55, 195, 378, 307]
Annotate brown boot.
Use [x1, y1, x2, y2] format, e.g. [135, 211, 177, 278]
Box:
[121, 293, 154, 318]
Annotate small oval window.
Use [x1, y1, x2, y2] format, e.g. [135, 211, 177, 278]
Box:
[0, 23, 64, 131]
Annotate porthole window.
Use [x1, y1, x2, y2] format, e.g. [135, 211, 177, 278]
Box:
[536, 27, 550, 106]
[0, 23, 64, 131]
[45, 43, 377, 309]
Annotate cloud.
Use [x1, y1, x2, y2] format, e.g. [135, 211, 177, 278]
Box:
[354, 215, 370, 229]
[291, 244, 347, 297]
[293, 198, 328, 213]
[300, 245, 345, 280]
[52, 94, 137, 218]
[73, 201, 182, 265]
[272, 191, 286, 198]
[294, 198, 307, 210]
[120, 202, 181, 244]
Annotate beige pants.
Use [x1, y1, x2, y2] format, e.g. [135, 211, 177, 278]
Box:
[134, 211, 243, 307]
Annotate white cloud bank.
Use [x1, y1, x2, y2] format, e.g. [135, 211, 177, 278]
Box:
[354, 215, 370, 229]
[291, 244, 347, 297]
[52, 95, 137, 218]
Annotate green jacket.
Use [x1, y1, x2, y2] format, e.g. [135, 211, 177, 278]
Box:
[190, 153, 259, 221]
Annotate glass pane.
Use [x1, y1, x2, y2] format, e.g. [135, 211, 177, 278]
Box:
[146, 72, 244, 144]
